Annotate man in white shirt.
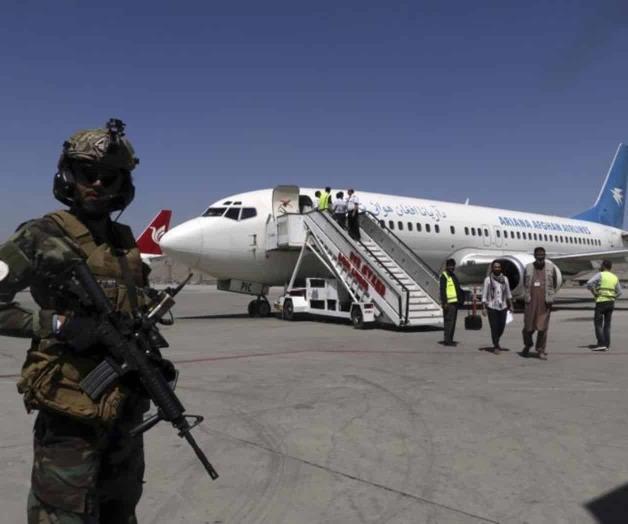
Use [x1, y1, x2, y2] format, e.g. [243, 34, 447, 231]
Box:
[346, 188, 361, 240]
[332, 191, 347, 228]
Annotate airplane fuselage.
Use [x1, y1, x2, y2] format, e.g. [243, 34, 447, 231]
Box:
[160, 187, 626, 290]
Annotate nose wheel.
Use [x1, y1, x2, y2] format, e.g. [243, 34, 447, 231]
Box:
[248, 297, 271, 318]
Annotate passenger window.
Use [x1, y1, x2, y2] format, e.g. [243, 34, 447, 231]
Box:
[516, 232, 521, 239]
[451, 226, 456, 234]
[496, 230, 501, 238]
[397, 221, 403, 230]
[484, 228, 488, 237]
[435, 224, 440, 233]
[464, 227, 469, 236]
[510, 231, 515, 239]
[416, 223, 422, 232]
[522, 232, 527, 240]
[544, 234, 548, 241]
[225, 207, 240, 220]
[389, 220, 395, 230]
[471, 227, 476, 236]
[202, 207, 227, 217]
[426, 224, 431, 233]
[408, 222, 413, 231]
[241, 208, 257, 220]
[379, 220, 385, 228]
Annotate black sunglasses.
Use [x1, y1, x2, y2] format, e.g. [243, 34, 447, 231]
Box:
[73, 163, 125, 188]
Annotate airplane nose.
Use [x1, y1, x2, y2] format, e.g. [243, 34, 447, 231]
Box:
[159, 218, 205, 267]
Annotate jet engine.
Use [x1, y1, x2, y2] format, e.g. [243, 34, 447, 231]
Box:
[490, 255, 563, 298]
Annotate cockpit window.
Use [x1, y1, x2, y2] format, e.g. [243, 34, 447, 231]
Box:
[222, 201, 232, 205]
[202, 207, 226, 217]
[233, 201, 242, 205]
[225, 207, 240, 220]
[241, 208, 257, 220]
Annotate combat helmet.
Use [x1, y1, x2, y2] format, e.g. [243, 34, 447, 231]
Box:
[53, 118, 139, 211]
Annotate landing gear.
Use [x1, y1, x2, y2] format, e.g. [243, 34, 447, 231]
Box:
[248, 297, 272, 318]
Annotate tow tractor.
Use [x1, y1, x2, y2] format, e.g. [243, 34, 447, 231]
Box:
[276, 277, 376, 329]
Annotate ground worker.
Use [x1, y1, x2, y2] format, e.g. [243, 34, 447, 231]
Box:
[439, 258, 464, 346]
[586, 259, 622, 351]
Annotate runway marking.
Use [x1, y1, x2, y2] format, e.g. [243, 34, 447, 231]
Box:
[173, 348, 628, 365]
[2, 349, 623, 379]
[205, 427, 500, 524]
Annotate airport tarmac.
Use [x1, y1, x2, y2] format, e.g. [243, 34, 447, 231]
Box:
[1, 287, 627, 524]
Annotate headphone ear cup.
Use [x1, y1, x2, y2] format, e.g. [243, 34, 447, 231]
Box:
[53, 168, 76, 206]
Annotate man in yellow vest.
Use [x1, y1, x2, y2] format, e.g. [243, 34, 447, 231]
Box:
[318, 186, 332, 211]
[586, 259, 622, 351]
[439, 258, 464, 346]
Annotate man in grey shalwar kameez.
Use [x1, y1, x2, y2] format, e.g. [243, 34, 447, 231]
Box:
[521, 247, 558, 360]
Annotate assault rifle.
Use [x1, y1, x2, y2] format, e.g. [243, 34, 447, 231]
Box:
[56, 261, 218, 480]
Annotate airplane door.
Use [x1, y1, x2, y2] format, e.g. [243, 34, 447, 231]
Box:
[482, 224, 491, 247]
[272, 185, 300, 218]
[492, 225, 503, 247]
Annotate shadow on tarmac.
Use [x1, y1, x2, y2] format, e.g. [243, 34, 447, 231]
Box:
[586, 482, 628, 524]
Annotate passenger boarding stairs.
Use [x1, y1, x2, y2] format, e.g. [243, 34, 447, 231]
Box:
[270, 211, 443, 327]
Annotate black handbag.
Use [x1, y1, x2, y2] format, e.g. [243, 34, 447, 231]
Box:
[465, 289, 483, 330]
[465, 314, 483, 330]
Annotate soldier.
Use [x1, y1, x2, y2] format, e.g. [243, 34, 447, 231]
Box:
[0, 119, 151, 523]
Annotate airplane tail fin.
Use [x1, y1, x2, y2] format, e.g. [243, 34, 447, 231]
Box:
[573, 144, 628, 228]
[136, 210, 172, 255]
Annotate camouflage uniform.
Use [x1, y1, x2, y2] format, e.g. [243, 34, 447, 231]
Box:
[0, 122, 149, 523]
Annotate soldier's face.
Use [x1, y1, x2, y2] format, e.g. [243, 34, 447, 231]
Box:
[73, 163, 124, 216]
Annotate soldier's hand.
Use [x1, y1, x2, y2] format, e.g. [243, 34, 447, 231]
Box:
[56, 313, 102, 352]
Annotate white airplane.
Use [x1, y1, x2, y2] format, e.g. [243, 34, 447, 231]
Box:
[160, 145, 628, 315]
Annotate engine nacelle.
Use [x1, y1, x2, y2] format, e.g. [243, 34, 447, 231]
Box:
[490, 255, 563, 298]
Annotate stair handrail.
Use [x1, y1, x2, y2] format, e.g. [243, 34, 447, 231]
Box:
[360, 211, 440, 301]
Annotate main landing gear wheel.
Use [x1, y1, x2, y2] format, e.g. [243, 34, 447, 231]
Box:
[248, 298, 271, 318]
[282, 299, 295, 321]
[247, 300, 259, 317]
[351, 306, 365, 329]
[257, 299, 271, 318]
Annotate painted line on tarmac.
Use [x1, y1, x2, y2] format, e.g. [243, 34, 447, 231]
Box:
[173, 348, 628, 365]
[205, 427, 500, 524]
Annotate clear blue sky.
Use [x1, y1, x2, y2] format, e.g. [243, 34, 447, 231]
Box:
[1, 1, 627, 239]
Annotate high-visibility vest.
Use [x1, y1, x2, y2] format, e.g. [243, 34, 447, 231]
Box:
[442, 272, 458, 303]
[318, 192, 331, 210]
[596, 271, 619, 303]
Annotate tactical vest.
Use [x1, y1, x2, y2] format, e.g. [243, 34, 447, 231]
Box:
[596, 271, 619, 303]
[442, 272, 458, 303]
[17, 210, 147, 425]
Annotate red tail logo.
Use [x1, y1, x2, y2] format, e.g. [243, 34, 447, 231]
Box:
[136, 210, 172, 255]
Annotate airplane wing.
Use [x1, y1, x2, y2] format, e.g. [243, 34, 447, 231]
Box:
[550, 249, 628, 274]
[455, 248, 628, 283]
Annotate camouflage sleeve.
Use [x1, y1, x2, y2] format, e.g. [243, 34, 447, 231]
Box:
[0, 218, 77, 339]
